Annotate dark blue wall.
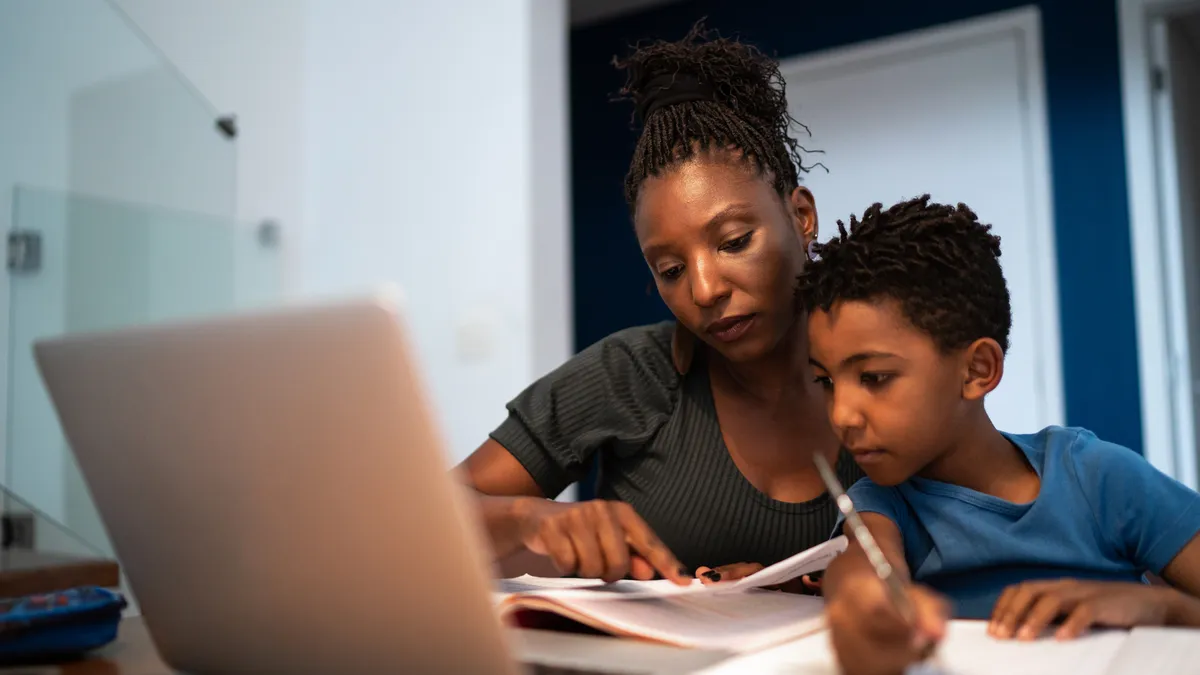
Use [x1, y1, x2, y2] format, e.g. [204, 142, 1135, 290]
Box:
[569, 0, 1145, 455]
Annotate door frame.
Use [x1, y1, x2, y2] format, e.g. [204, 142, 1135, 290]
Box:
[1119, 0, 1200, 487]
[776, 6, 1065, 431]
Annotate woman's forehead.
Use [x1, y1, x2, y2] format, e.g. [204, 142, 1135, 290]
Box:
[634, 159, 778, 234]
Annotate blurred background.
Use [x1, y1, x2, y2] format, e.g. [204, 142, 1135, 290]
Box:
[0, 0, 1197, 571]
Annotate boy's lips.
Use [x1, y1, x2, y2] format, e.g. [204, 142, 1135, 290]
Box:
[849, 448, 889, 465]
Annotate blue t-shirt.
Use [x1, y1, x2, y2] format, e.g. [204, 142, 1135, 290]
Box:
[846, 426, 1200, 619]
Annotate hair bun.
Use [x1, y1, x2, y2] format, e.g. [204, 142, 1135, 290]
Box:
[615, 20, 789, 128]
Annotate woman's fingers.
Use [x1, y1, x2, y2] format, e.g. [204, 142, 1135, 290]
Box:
[589, 501, 631, 582]
[628, 555, 656, 580]
[697, 562, 764, 584]
[613, 503, 689, 584]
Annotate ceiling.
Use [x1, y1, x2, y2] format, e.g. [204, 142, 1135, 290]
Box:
[569, 0, 686, 27]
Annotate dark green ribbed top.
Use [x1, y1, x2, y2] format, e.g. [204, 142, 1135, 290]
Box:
[490, 321, 865, 570]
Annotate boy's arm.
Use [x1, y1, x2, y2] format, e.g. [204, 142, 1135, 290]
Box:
[826, 513, 949, 675]
[990, 435, 1200, 639]
[1160, 533, 1200, 626]
[826, 512, 911, 593]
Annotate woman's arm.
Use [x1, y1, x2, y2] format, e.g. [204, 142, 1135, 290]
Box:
[456, 438, 689, 583]
[456, 439, 548, 561]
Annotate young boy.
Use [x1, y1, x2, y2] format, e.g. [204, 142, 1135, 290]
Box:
[794, 196, 1200, 675]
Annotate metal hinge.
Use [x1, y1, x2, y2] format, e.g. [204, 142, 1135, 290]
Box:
[1152, 66, 1167, 92]
[258, 219, 281, 248]
[7, 230, 41, 272]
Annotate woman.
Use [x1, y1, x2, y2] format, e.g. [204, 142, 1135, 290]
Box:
[459, 24, 864, 585]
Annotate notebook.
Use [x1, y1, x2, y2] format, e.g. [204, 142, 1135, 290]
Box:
[492, 536, 846, 652]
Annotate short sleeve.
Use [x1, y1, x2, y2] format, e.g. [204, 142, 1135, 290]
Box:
[1070, 430, 1200, 573]
[488, 323, 680, 498]
[841, 478, 914, 539]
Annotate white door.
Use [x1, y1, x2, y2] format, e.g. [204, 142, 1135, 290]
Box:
[1147, 12, 1200, 488]
[780, 8, 1064, 435]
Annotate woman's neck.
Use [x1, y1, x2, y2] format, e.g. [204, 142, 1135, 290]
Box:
[710, 318, 813, 405]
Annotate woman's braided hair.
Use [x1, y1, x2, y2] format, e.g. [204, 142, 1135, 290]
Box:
[613, 21, 818, 211]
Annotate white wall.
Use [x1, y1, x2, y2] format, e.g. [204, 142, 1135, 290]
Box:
[120, 0, 572, 463]
[2, 0, 572, 532]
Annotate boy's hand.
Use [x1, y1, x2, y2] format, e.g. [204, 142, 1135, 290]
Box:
[827, 571, 950, 675]
[989, 580, 1179, 640]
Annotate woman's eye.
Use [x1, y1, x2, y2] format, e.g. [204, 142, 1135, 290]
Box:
[813, 375, 833, 390]
[860, 372, 893, 388]
[659, 266, 683, 281]
[720, 232, 753, 252]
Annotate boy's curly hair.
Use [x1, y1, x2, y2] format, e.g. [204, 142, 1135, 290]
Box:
[795, 195, 1012, 353]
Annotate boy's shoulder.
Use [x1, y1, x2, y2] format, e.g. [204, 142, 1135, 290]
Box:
[1004, 425, 1146, 476]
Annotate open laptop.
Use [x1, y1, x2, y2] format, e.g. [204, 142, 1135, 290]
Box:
[32, 292, 552, 674]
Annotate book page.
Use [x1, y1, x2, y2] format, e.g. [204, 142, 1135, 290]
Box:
[517, 589, 827, 653]
[697, 620, 1130, 675]
[495, 575, 610, 594]
[494, 576, 705, 602]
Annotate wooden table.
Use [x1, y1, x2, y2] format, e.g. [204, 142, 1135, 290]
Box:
[0, 618, 731, 675]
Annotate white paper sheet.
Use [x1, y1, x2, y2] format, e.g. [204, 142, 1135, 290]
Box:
[697, 620, 1133, 675]
[1104, 627, 1200, 675]
[494, 535, 848, 602]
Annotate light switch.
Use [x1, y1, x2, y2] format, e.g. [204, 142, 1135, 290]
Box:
[455, 310, 496, 363]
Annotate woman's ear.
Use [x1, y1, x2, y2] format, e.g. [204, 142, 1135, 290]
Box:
[961, 338, 1005, 401]
[671, 320, 695, 375]
[789, 187, 818, 248]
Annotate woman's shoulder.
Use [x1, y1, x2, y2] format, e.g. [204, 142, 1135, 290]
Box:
[589, 320, 676, 356]
[568, 321, 681, 391]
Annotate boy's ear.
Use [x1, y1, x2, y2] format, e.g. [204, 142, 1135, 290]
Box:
[961, 338, 1004, 401]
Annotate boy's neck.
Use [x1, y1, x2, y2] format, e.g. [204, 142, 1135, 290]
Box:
[916, 411, 1040, 502]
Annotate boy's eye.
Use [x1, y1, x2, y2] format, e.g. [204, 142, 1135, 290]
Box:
[860, 372, 893, 387]
[720, 232, 753, 252]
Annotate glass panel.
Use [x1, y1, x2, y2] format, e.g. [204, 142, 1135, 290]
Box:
[7, 187, 283, 562]
[1, 0, 249, 590]
[1, 0, 237, 495]
[1, 483, 116, 596]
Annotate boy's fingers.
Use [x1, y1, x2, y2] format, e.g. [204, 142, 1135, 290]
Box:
[911, 587, 951, 643]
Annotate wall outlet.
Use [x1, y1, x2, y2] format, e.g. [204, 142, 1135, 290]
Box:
[1, 513, 36, 550]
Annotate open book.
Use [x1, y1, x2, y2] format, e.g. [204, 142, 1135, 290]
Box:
[492, 536, 847, 653]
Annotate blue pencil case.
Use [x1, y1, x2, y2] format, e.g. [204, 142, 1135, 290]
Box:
[0, 586, 127, 664]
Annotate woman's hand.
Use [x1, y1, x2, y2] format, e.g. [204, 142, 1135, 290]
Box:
[989, 579, 1183, 640]
[694, 562, 762, 584]
[693, 563, 823, 594]
[826, 571, 949, 675]
[516, 498, 690, 585]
